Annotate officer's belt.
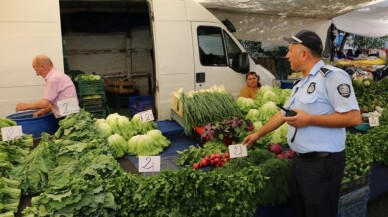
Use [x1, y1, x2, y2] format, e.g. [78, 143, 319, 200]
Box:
[295, 151, 330, 159]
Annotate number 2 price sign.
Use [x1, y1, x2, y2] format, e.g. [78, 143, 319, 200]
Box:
[139, 110, 154, 123]
[139, 156, 161, 173]
[228, 144, 248, 158]
[369, 116, 379, 127]
[1, 126, 23, 141]
[58, 97, 80, 117]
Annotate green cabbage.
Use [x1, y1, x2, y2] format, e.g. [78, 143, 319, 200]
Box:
[245, 109, 260, 122]
[127, 130, 170, 157]
[107, 134, 127, 158]
[95, 120, 112, 138]
[236, 97, 256, 114]
[130, 114, 157, 135]
[258, 101, 279, 123]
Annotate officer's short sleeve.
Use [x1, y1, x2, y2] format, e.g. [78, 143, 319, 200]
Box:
[325, 69, 360, 113]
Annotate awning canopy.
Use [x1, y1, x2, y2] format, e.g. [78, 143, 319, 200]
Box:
[196, 0, 388, 45]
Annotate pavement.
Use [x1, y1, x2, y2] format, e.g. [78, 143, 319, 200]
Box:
[367, 192, 388, 217]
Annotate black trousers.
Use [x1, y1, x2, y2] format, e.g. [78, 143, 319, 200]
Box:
[290, 151, 345, 217]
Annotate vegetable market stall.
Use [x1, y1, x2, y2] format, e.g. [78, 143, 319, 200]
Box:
[1, 78, 387, 216]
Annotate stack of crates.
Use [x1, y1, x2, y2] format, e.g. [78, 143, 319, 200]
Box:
[75, 79, 106, 118]
[105, 78, 137, 109]
[337, 186, 370, 217]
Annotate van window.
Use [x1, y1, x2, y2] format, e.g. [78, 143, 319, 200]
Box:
[197, 26, 227, 66]
[224, 30, 242, 69]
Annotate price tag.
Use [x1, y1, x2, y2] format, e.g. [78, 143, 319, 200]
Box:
[1, 126, 23, 141]
[58, 97, 80, 117]
[139, 156, 161, 172]
[228, 144, 248, 158]
[139, 110, 154, 122]
[369, 116, 379, 127]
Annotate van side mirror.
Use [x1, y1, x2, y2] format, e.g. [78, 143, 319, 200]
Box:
[232, 52, 249, 74]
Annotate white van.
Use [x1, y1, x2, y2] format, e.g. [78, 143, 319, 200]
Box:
[0, 0, 274, 120]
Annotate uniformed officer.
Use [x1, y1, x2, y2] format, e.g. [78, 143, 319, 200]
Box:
[243, 29, 362, 217]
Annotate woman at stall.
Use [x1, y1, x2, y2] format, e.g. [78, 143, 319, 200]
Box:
[239, 71, 261, 99]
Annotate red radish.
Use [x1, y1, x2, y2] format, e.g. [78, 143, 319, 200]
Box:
[269, 144, 283, 154]
[284, 150, 295, 159]
[224, 152, 230, 158]
[193, 163, 199, 170]
[210, 154, 217, 160]
[201, 159, 208, 166]
[276, 153, 286, 158]
[216, 153, 222, 159]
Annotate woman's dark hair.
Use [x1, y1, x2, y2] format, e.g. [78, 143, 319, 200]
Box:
[245, 71, 258, 80]
[246, 72, 261, 88]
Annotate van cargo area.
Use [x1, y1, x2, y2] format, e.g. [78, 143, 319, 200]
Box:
[60, 1, 154, 114]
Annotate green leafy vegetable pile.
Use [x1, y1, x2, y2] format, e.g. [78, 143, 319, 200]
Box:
[180, 85, 242, 135]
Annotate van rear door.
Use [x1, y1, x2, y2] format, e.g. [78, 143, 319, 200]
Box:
[191, 22, 246, 97]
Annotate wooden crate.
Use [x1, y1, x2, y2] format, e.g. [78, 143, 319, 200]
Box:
[105, 79, 136, 94]
[171, 95, 183, 117]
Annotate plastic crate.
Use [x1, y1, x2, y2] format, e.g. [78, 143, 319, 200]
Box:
[90, 110, 107, 119]
[106, 91, 137, 109]
[340, 173, 370, 196]
[337, 186, 370, 217]
[79, 97, 105, 111]
[280, 80, 297, 89]
[129, 96, 154, 116]
[75, 79, 105, 96]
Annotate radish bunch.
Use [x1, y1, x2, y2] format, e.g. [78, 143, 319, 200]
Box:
[268, 144, 294, 159]
[193, 152, 230, 170]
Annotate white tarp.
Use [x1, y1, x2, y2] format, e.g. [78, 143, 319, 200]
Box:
[333, 0, 388, 38]
[208, 8, 331, 47]
[197, 0, 388, 44]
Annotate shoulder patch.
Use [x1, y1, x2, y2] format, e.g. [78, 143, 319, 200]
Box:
[320, 66, 333, 77]
[337, 83, 351, 98]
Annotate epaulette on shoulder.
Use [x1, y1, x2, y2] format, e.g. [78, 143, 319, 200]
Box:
[319, 65, 334, 77]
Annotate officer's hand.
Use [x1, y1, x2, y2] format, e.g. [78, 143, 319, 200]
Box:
[242, 132, 260, 147]
[283, 109, 311, 128]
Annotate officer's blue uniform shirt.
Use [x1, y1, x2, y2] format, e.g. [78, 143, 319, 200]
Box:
[283, 60, 360, 153]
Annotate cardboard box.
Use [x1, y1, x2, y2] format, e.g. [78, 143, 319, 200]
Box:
[171, 95, 183, 117]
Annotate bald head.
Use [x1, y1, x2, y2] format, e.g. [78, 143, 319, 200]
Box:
[32, 54, 54, 77]
[33, 54, 53, 67]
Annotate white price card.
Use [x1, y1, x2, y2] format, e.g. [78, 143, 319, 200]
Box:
[139, 110, 154, 122]
[228, 144, 248, 158]
[369, 116, 379, 127]
[58, 97, 80, 117]
[1, 126, 23, 141]
[139, 156, 161, 172]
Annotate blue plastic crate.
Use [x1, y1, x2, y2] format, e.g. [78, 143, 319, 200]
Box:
[129, 96, 154, 116]
[280, 80, 298, 89]
[337, 186, 370, 217]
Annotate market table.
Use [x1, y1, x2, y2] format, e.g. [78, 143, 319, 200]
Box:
[125, 120, 294, 217]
